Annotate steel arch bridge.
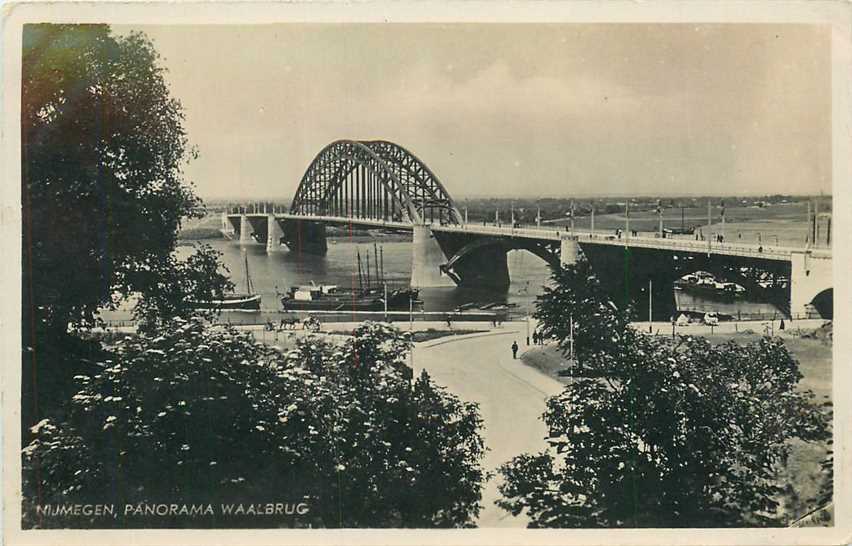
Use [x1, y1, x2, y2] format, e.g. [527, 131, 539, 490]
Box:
[289, 140, 464, 225]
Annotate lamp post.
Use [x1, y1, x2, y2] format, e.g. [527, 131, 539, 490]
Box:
[648, 278, 653, 333]
[383, 282, 388, 321]
[814, 199, 820, 247]
[567, 314, 576, 376]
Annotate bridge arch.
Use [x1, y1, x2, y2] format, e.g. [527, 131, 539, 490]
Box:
[289, 140, 463, 225]
[438, 235, 561, 287]
[810, 288, 833, 319]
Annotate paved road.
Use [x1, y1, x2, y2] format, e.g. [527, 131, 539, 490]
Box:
[411, 324, 564, 528]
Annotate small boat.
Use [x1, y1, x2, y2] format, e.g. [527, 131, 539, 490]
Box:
[280, 283, 384, 311]
[674, 272, 745, 300]
[189, 293, 262, 310]
[279, 244, 418, 312]
[188, 250, 261, 311]
[280, 283, 418, 312]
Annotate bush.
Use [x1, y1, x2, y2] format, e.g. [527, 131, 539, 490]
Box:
[534, 260, 632, 369]
[498, 330, 831, 528]
[23, 319, 485, 528]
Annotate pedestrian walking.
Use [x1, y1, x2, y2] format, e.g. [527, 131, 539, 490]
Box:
[511, 341, 519, 359]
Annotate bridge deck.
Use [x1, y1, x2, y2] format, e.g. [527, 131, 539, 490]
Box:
[228, 212, 831, 262]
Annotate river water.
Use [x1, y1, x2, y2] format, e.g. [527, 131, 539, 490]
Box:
[101, 237, 782, 322]
[189, 238, 553, 315]
[182, 238, 782, 318]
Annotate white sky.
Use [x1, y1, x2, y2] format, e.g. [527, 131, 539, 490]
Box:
[122, 24, 831, 200]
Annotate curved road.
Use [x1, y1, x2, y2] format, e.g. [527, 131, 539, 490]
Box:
[411, 324, 564, 528]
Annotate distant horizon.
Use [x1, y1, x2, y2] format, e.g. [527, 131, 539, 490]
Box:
[199, 191, 832, 203]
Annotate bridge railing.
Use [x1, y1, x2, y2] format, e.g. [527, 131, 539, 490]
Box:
[572, 232, 794, 260]
[430, 221, 824, 260]
[224, 208, 830, 260]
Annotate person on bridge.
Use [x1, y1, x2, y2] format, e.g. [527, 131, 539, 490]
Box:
[511, 341, 519, 359]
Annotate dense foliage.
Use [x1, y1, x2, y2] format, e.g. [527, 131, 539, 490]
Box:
[498, 327, 831, 527]
[533, 259, 631, 369]
[22, 320, 486, 528]
[21, 24, 230, 426]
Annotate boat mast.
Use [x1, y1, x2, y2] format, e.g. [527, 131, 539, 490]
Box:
[244, 250, 253, 295]
[373, 242, 381, 286]
[365, 249, 371, 290]
[356, 248, 364, 291]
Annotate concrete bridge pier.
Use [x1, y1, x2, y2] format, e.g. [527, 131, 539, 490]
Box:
[560, 235, 579, 267]
[239, 214, 253, 245]
[790, 251, 833, 318]
[411, 224, 457, 288]
[266, 214, 284, 253]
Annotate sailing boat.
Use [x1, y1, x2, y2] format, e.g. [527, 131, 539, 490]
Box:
[188, 250, 262, 311]
[279, 244, 418, 312]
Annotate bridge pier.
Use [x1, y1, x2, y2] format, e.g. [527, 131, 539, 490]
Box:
[790, 251, 832, 318]
[239, 214, 253, 245]
[411, 225, 456, 288]
[266, 214, 284, 253]
[560, 235, 579, 267]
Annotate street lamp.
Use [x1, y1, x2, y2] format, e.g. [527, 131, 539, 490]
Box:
[409, 292, 414, 332]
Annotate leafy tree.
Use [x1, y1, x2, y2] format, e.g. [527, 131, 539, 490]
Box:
[534, 259, 631, 369]
[21, 25, 230, 425]
[22, 320, 486, 528]
[131, 243, 233, 334]
[497, 330, 831, 527]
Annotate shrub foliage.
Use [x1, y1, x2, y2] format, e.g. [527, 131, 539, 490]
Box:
[23, 320, 486, 528]
[500, 262, 831, 528]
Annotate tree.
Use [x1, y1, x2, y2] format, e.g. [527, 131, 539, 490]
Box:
[21, 25, 230, 425]
[534, 259, 631, 369]
[22, 320, 486, 528]
[497, 330, 831, 527]
[130, 243, 233, 334]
